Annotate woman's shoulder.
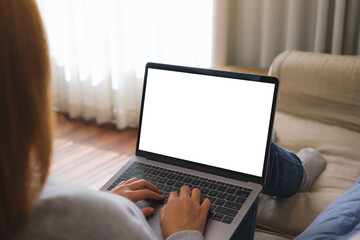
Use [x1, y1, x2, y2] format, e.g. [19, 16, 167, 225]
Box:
[16, 177, 157, 240]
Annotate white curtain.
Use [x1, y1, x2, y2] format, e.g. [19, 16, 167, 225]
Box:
[36, 0, 213, 129]
[213, 0, 360, 69]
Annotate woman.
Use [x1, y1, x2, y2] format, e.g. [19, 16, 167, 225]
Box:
[0, 0, 325, 239]
[0, 1, 209, 239]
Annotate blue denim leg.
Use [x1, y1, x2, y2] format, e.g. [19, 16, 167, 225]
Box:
[231, 141, 304, 239]
[262, 141, 303, 197]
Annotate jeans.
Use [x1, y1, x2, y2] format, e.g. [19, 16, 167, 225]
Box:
[230, 141, 304, 240]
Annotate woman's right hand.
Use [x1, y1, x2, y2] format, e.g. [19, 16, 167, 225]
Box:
[159, 185, 211, 238]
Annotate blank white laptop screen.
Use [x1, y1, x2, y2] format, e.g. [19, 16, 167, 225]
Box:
[138, 68, 275, 177]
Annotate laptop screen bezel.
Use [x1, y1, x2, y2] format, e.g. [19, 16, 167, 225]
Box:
[136, 62, 278, 186]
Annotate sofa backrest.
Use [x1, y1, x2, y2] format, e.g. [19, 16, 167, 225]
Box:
[269, 50, 360, 132]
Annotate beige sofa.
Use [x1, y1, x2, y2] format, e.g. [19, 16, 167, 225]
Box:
[216, 50, 360, 239]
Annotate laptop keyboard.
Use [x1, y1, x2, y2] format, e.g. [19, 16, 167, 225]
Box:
[107, 162, 252, 224]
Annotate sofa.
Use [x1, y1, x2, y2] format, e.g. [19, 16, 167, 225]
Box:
[215, 50, 360, 239]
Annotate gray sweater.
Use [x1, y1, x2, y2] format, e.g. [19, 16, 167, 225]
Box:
[16, 178, 203, 240]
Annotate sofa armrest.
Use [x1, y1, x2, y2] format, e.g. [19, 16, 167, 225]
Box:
[269, 50, 360, 132]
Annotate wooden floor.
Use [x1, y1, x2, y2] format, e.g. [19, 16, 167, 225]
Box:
[50, 113, 138, 190]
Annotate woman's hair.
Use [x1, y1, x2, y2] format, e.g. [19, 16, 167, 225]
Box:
[0, 0, 52, 239]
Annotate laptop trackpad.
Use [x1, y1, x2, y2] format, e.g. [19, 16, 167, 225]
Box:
[136, 200, 164, 239]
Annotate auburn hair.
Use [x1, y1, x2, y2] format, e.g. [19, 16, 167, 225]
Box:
[0, 0, 53, 239]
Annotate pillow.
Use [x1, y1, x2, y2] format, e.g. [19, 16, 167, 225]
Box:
[295, 177, 360, 240]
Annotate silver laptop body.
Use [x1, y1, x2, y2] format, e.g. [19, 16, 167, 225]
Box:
[100, 63, 279, 240]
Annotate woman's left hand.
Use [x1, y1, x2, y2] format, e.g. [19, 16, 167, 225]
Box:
[110, 177, 164, 217]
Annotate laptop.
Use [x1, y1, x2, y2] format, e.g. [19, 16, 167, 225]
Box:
[100, 63, 279, 239]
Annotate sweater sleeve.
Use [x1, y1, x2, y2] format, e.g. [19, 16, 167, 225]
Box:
[16, 177, 159, 240]
[17, 178, 207, 240]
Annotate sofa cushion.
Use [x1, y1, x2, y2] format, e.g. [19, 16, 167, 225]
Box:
[256, 111, 360, 237]
[255, 229, 291, 240]
[269, 50, 360, 133]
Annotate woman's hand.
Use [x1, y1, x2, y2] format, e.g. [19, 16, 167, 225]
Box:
[159, 185, 211, 238]
[110, 177, 164, 217]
